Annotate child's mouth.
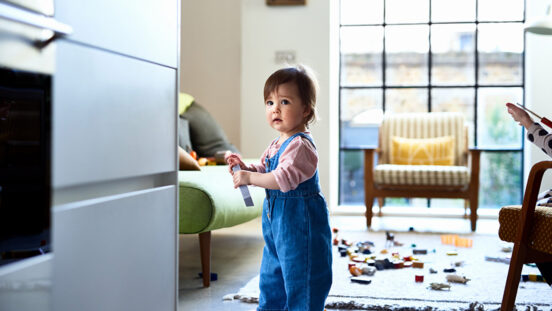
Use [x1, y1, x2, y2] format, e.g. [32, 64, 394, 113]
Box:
[273, 118, 282, 122]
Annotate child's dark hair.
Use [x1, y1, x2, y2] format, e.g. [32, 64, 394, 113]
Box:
[264, 64, 319, 127]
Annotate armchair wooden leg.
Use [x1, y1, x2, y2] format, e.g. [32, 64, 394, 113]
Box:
[377, 198, 384, 216]
[199, 231, 212, 287]
[365, 195, 374, 227]
[501, 243, 527, 311]
[469, 196, 478, 232]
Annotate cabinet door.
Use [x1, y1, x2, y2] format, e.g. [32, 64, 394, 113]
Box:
[54, 0, 177, 68]
[53, 41, 176, 188]
[52, 186, 176, 311]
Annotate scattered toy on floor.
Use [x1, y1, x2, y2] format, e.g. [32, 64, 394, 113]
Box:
[415, 275, 424, 282]
[350, 276, 372, 284]
[429, 267, 438, 274]
[198, 272, 218, 281]
[429, 283, 451, 290]
[446, 274, 470, 284]
[522, 274, 547, 282]
[484, 256, 510, 264]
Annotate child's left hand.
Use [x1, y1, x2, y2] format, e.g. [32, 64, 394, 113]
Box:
[232, 170, 251, 188]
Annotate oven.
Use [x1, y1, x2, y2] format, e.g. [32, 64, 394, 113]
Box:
[0, 0, 71, 266]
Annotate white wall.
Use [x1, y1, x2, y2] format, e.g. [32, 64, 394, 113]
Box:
[180, 0, 242, 148]
[525, 0, 552, 191]
[240, 0, 332, 202]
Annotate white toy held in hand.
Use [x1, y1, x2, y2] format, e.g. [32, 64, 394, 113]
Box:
[232, 165, 254, 206]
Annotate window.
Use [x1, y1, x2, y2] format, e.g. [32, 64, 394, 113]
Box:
[339, 0, 524, 209]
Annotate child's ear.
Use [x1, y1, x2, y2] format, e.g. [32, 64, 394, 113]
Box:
[303, 105, 310, 118]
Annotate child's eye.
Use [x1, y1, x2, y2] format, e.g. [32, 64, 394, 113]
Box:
[266, 101, 274, 106]
[281, 99, 289, 105]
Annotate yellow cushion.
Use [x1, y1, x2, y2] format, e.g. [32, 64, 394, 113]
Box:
[178, 92, 195, 115]
[390, 136, 455, 165]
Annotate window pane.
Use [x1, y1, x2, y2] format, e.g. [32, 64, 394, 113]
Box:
[385, 25, 429, 86]
[341, 26, 383, 86]
[478, 0, 524, 22]
[385, 88, 428, 113]
[340, 89, 382, 148]
[431, 24, 475, 86]
[339, 150, 365, 205]
[478, 23, 523, 85]
[431, 0, 475, 22]
[385, 0, 429, 23]
[479, 151, 522, 208]
[341, 0, 383, 25]
[477, 87, 523, 148]
[431, 88, 475, 146]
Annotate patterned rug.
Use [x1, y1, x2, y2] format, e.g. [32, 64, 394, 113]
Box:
[224, 231, 552, 310]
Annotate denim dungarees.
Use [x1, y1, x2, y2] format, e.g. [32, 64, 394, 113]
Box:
[258, 132, 332, 311]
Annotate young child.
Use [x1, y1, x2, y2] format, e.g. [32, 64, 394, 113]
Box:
[226, 65, 332, 310]
[506, 102, 552, 286]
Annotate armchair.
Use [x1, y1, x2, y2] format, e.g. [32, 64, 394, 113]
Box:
[498, 161, 552, 310]
[363, 112, 481, 231]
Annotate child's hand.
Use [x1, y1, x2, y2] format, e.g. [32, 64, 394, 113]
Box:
[232, 170, 251, 188]
[225, 152, 247, 173]
[506, 103, 533, 129]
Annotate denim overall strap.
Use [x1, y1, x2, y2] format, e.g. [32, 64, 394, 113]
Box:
[264, 132, 320, 198]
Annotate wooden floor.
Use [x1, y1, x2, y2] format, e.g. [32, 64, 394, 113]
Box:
[178, 213, 500, 310]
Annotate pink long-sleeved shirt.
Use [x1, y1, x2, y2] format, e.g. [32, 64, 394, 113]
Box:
[248, 133, 318, 193]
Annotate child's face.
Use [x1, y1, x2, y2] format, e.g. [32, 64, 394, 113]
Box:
[265, 82, 309, 138]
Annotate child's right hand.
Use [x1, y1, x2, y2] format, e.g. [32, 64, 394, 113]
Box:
[225, 152, 247, 174]
[506, 102, 533, 129]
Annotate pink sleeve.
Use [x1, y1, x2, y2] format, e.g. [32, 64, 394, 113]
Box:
[247, 148, 268, 173]
[272, 137, 318, 192]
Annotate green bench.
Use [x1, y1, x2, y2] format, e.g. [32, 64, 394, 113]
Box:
[178, 165, 264, 287]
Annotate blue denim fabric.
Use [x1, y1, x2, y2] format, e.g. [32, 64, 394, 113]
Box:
[257, 133, 332, 311]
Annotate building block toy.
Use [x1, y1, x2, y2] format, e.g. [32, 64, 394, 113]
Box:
[231, 166, 254, 206]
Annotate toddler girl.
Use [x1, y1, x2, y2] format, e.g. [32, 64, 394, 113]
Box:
[226, 65, 332, 310]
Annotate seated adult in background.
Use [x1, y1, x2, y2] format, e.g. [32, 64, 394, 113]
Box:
[506, 102, 552, 287]
[178, 146, 200, 171]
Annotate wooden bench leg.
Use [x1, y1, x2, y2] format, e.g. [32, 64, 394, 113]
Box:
[199, 231, 211, 287]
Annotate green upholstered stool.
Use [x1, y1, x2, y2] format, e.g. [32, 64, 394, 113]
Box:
[179, 165, 264, 287]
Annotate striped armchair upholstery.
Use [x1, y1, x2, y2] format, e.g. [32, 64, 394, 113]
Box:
[363, 112, 481, 231]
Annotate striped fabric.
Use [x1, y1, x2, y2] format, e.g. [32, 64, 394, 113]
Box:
[374, 164, 469, 186]
[380, 112, 466, 166]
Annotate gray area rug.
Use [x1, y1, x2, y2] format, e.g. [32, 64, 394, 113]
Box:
[224, 231, 552, 310]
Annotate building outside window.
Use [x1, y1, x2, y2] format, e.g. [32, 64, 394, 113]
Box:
[339, 0, 525, 209]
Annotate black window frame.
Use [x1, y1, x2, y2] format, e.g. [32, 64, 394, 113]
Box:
[338, 0, 526, 208]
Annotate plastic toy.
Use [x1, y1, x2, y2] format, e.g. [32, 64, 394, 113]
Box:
[231, 166, 254, 206]
[446, 274, 470, 284]
[350, 276, 372, 284]
[413, 261, 424, 269]
[521, 274, 546, 282]
[415, 275, 424, 283]
[413, 249, 427, 255]
[349, 265, 362, 276]
[429, 283, 451, 290]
